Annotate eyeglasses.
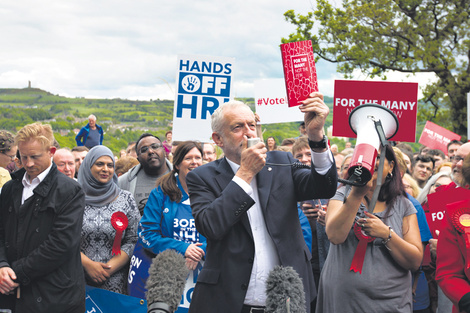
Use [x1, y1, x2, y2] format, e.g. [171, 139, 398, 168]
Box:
[451, 155, 464, 163]
[2, 152, 15, 161]
[139, 143, 163, 154]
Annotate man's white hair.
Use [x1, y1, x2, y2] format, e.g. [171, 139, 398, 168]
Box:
[88, 114, 96, 121]
[211, 100, 253, 134]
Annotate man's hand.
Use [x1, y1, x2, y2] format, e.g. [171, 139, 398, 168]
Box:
[317, 209, 327, 226]
[0, 267, 19, 295]
[299, 92, 329, 142]
[237, 137, 267, 184]
[301, 201, 320, 222]
[254, 113, 263, 140]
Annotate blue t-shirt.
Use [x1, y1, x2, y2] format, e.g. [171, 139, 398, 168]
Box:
[85, 128, 101, 148]
[407, 193, 432, 242]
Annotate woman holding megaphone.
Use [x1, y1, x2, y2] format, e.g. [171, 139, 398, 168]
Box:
[316, 145, 423, 312]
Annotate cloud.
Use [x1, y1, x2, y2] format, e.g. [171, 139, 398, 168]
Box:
[0, 0, 317, 99]
[0, 0, 435, 101]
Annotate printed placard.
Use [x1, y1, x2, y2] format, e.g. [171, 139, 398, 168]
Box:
[280, 40, 318, 107]
[427, 186, 470, 235]
[333, 80, 418, 142]
[418, 121, 461, 154]
[254, 79, 304, 124]
[173, 54, 235, 142]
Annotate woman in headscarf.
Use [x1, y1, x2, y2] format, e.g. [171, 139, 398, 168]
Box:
[78, 145, 140, 294]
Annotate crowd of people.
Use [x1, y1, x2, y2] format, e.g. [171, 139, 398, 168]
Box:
[1, 95, 470, 312]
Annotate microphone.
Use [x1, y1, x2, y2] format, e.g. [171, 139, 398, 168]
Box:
[265, 265, 306, 313]
[146, 249, 189, 313]
[247, 137, 261, 147]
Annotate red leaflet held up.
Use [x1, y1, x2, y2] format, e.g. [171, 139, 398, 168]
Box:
[280, 40, 318, 107]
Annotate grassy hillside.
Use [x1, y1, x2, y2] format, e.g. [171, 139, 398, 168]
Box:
[0, 87, 175, 154]
[0, 87, 343, 154]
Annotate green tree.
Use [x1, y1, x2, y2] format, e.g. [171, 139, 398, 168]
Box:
[283, 0, 470, 138]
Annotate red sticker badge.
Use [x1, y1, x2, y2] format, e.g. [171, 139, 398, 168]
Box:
[111, 212, 128, 255]
[449, 206, 470, 274]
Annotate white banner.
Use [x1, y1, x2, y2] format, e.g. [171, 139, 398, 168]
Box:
[172, 54, 235, 142]
[254, 79, 304, 124]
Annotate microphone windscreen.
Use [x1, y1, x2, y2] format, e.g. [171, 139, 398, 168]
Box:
[146, 249, 189, 312]
[265, 265, 306, 313]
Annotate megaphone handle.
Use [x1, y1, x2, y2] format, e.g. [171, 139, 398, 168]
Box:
[374, 120, 388, 147]
[341, 169, 364, 202]
[368, 147, 386, 213]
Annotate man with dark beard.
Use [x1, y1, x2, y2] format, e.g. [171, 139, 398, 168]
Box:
[118, 133, 172, 215]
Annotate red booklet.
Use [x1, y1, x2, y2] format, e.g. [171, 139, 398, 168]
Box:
[280, 40, 319, 107]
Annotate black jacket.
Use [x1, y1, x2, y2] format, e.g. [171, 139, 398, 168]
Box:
[0, 164, 86, 312]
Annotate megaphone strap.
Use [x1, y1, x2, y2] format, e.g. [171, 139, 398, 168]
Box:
[367, 147, 387, 213]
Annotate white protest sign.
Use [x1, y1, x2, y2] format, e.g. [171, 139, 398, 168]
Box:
[254, 79, 304, 124]
[172, 54, 235, 141]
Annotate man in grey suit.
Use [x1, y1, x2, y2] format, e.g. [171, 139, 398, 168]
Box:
[186, 92, 337, 313]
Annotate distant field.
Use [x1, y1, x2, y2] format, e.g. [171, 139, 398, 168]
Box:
[0, 88, 362, 153]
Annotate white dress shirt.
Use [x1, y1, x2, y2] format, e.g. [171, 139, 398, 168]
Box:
[22, 164, 53, 205]
[227, 147, 333, 306]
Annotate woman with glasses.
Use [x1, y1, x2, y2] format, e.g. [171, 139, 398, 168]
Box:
[127, 141, 207, 306]
[0, 130, 16, 188]
[78, 146, 140, 294]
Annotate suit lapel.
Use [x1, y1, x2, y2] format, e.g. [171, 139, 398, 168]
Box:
[214, 158, 235, 192]
[256, 157, 274, 213]
[215, 158, 254, 238]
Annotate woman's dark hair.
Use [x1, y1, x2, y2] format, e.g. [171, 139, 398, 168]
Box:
[265, 136, 277, 151]
[0, 130, 15, 153]
[376, 144, 406, 209]
[157, 141, 202, 202]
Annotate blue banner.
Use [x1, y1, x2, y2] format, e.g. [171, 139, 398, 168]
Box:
[86, 286, 147, 313]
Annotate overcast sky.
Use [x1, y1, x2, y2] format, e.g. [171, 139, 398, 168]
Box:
[0, 1, 434, 100]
